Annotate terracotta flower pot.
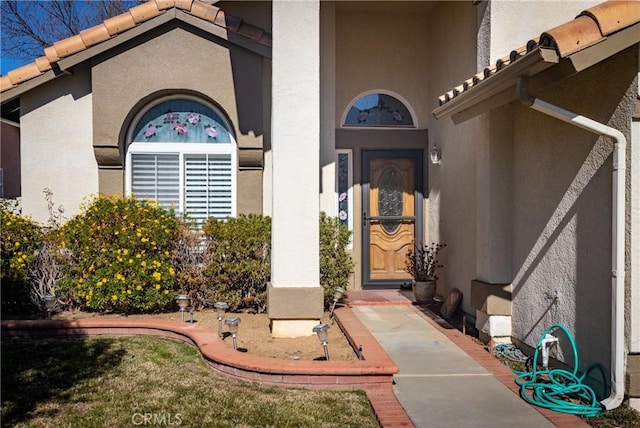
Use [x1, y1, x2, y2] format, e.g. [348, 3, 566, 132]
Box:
[412, 279, 436, 302]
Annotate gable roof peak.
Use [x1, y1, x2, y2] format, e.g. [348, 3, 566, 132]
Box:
[1, 0, 271, 93]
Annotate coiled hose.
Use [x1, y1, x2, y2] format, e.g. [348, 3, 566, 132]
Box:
[513, 324, 606, 417]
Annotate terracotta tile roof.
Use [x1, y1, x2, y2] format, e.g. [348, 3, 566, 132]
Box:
[0, 0, 271, 93]
[436, 0, 640, 108]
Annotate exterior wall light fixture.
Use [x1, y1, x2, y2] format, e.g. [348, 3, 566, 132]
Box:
[430, 142, 441, 165]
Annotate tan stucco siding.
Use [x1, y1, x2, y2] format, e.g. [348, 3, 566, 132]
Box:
[510, 47, 638, 369]
[92, 25, 265, 213]
[335, 5, 432, 289]
[485, 0, 598, 65]
[425, 1, 481, 309]
[20, 69, 97, 223]
[335, 9, 429, 128]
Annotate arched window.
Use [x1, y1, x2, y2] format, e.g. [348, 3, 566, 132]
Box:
[343, 92, 415, 128]
[126, 97, 236, 223]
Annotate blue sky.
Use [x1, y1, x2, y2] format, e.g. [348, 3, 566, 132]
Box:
[1, 57, 28, 75]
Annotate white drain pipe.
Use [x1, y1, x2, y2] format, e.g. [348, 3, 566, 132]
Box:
[517, 77, 626, 410]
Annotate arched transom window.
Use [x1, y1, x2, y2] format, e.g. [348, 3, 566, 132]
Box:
[343, 93, 415, 128]
[126, 97, 237, 223]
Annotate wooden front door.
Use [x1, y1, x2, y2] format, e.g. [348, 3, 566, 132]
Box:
[363, 150, 423, 287]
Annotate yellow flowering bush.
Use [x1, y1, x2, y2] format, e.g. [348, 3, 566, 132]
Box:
[55, 196, 179, 312]
[0, 206, 44, 309]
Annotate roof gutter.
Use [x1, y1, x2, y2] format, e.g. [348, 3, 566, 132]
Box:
[517, 76, 626, 410]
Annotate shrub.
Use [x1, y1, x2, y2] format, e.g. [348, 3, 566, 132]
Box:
[0, 205, 44, 310]
[202, 213, 353, 312]
[55, 196, 179, 312]
[319, 212, 354, 307]
[170, 222, 211, 310]
[203, 214, 271, 312]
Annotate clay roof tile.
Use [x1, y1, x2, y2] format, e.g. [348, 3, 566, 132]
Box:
[129, 1, 164, 24]
[80, 24, 111, 48]
[43, 46, 60, 63]
[189, 1, 220, 22]
[540, 14, 605, 57]
[103, 11, 137, 36]
[1, 76, 16, 92]
[0, 0, 272, 94]
[34, 57, 52, 73]
[435, 0, 640, 114]
[580, 0, 640, 36]
[8, 62, 44, 85]
[175, 0, 194, 12]
[52, 34, 86, 58]
[154, 0, 176, 11]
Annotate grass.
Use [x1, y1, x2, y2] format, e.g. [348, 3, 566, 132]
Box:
[1, 336, 378, 428]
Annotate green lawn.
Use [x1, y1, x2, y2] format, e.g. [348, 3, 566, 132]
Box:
[1, 336, 378, 427]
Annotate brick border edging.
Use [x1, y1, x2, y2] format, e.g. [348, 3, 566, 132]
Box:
[2, 307, 412, 427]
[410, 304, 590, 428]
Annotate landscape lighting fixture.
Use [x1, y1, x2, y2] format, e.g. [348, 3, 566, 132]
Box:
[313, 323, 330, 361]
[329, 287, 344, 321]
[176, 294, 190, 322]
[214, 302, 229, 338]
[225, 317, 241, 350]
[42, 294, 56, 319]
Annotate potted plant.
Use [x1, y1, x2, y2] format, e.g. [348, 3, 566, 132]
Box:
[405, 242, 446, 301]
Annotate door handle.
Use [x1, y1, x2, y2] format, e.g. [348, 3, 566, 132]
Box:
[363, 212, 369, 226]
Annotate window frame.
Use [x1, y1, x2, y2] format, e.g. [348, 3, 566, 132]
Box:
[125, 96, 237, 221]
[336, 149, 353, 249]
[341, 90, 418, 129]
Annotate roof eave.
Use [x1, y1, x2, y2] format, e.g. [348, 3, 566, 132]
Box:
[1, 69, 61, 104]
[432, 49, 558, 124]
[566, 21, 640, 73]
[432, 22, 640, 124]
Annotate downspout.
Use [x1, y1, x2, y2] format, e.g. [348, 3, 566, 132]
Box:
[517, 76, 626, 410]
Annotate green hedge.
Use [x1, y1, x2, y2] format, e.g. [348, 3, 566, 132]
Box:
[202, 213, 354, 312]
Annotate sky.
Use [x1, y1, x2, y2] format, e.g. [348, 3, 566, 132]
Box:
[1, 57, 28, 76]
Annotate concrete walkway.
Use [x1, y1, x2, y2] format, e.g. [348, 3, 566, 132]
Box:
[347, 290, 589, 428]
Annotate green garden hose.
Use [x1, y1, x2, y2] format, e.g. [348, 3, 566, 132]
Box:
[513, 324, 606, 417]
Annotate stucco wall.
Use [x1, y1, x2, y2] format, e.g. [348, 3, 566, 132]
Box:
[425, 1, 481, 309]
[335, 4, 431, 288]
[20, 68, 97, 223]
[92, 23, 265, 213]
[510, 47, 637, 368]
[484, 0, 598, 64]
[335, 7, 430, 128]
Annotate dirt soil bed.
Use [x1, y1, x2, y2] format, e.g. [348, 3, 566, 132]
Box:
[49, 309, 359, 361]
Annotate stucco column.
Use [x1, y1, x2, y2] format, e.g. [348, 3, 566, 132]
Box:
[268, 0, 323, 338]
[473, 109, 514, 343]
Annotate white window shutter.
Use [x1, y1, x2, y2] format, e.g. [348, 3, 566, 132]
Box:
[184, 154, 232, 223]
[131, 153, 179, 210]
